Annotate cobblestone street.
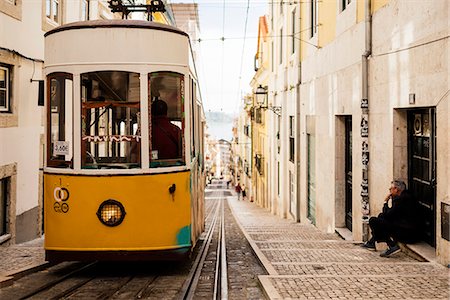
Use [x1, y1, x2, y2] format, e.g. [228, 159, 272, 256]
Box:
[1, 188, 449, 299]
[228, 196, 450, 300]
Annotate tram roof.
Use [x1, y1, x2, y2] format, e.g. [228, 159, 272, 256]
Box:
[44, 19, 188, 38]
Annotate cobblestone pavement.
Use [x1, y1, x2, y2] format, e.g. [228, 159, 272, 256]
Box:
[0, 236, 46, 282]
[228, 198, 450, 300]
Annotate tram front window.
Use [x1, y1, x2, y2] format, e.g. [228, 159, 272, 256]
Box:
[81, 71, 141, 169]
[149, 72, 185, 167]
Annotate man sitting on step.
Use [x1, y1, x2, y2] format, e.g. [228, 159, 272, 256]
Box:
[362, 180, 422, 257]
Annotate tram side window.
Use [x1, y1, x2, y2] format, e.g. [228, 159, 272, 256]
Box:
[47, 73, 73, 168]
[149, 72, 185, 167]
[81, 71, 141, 169]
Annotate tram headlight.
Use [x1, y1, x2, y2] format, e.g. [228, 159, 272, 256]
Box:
[96, 199, 126, 227]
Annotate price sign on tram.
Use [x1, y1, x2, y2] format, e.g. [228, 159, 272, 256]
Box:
[53, 141, 70, 155]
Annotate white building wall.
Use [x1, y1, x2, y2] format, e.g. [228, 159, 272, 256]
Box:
[0, 0, 114, 244]
[299, 0, 449, 266]
[268, 2, 301, 220]
[369, 0, 449, 266]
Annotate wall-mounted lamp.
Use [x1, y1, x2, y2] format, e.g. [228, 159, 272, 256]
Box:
[254, 85, 281, 116]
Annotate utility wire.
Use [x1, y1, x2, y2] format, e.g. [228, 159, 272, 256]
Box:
[236, 0, 251, 115]
[219, 0, 226, 112]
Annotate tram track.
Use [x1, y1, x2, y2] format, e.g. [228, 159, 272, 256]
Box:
[0, 180, 266, 299]
[179, 185, 229, 300]
[17, 262, 98, 300]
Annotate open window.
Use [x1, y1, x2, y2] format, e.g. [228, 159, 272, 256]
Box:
[81, 71, 141, 169]
[149, 72, 185, 167]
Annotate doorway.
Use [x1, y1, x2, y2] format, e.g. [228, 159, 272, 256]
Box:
[408, 108, 436, 247]
[344, 117, 352, 231]
[307, 134, 316, 225]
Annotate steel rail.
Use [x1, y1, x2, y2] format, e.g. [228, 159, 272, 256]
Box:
[178, 200, 221, 299]
[18, 262, 98, 300]
[213, 199, 228, 300]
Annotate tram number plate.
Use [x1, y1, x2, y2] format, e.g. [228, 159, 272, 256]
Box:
[53, 141, 70, 155]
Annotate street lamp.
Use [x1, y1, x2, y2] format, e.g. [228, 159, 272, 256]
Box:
[254, 85, 281, 116]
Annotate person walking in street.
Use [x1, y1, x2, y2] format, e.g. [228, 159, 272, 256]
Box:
[361, 180, 421, 257]
[235, 183, 242, 200]
[242, 184, 247, 201]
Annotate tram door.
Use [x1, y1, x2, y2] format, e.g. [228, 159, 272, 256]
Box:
[345, 117, 352, 231]
[408, 108, 436, 246]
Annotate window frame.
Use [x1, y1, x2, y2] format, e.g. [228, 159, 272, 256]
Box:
[42, 0, 63, 31]
[341, 0, 351, 12]
[81, 0, 89, 21]
[80, 71, 142, 170]
[279, 28, 283, 65]
[0, 0, 22, 20]
[0, 176, 9, 237]
[291, 8, 296, 54]
[310, 0, 318, 38]
[148, 71, 186, 168]
[289, 115, 295, 162]
[0, 64, 11, 113]
[46, 72, 73, 168]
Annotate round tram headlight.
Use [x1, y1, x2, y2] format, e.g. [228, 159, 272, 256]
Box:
[96, 199, 126, 227]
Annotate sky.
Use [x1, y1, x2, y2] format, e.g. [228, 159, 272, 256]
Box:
[170, 0, 268, 116]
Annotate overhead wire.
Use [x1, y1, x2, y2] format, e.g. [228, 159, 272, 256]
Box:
[219, 0, 226, 112]
[236, 0, 251, 115]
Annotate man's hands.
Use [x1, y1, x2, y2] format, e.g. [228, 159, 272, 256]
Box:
[384, 193, 392, 203]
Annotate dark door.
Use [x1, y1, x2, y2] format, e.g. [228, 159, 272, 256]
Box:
[307, 134, 316, 225]
[345, 117, 352, 231]
[408, 108, 436, 246]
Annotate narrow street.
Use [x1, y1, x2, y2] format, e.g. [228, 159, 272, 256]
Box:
[1, 180, 449, 299]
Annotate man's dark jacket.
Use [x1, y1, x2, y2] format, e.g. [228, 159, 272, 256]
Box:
[381, 190, 422, 243]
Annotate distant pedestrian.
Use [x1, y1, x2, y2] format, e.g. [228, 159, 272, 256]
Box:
[242, 185, 247, 201]
[235, 183, 242, 200]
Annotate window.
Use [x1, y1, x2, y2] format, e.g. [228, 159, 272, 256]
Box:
[47, 73, 73, 168]
[291, 9, 296, 54]
[244, 125, 250, 137]
[279, 28, 283, 64]
[341, 0, 351, 11]
[311, 0, 318, 38]
[1, 0, 22, 20]
[81, 71, 141, 169]
[289, 116, 295, 162]
[0, 65, 11, 112]
[0, 177, 9, 236]
[149, 72, 185, 167]
[271, 41, 274, 72]
[255, 107, 262, 124]
[81, 0, 89, 21]
[190, 77, 196, 158]
[255, 154, 263, 175]
[46, 0, 61, 24]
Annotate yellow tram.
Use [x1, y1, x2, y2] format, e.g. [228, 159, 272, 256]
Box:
[43, 20, 205, 261]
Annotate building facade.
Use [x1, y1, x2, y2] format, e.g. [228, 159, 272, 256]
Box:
[247, 0, 449, 266]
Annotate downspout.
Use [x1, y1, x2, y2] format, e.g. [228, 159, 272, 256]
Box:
[295, 61, 302, 222]
[361, 0, 372, 241]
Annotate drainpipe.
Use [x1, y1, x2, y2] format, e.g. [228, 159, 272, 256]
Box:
[296, 61, 302, 223]
[361, 0, 372, 241]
